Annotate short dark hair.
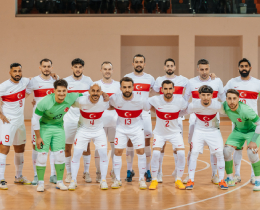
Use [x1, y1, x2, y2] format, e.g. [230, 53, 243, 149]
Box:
[198, 85, 213, 94]
[101, 61, 113, 69]
[133, 54, 145, 63]
[164, 58, 175, 66]
[10, 63, 22, 69]
[162, 80, 174, 88]
[40, 58, 52, 65]
[54, 79, 68, 89]
[238, 58, 251, 67]
[197, 59, 209, 66]
[71, 58, 84, 67]
[120, 77, 134, 86]
[226, 89, 239, 97]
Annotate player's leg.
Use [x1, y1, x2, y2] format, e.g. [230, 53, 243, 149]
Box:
[0, 144, 10, 190]
[125, 139, 135, 182]
[49, 149, 57, 184]
[158, 143, 166, 183]
[31, 126, 38, 185]
[105, 126, 116, 181]
[82, 144, 92, 183]
[210, 152, 218, 184]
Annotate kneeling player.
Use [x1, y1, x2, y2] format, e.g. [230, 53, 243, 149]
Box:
[69, 84, 110, 190]
[148, 80, 187, 190]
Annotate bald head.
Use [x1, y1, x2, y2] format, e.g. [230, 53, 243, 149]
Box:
[89, 83, 102, 103]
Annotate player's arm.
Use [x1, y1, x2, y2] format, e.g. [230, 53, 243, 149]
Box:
[217, 79, 226, 102]
[107, 96, 115, 110]
[209, 73, 217, 80]
[50, 72, 59, 80]
[32, 107, 44, 150]
[179, 101, 192, 117]
[25, 77, 34, 98]
[102, 92, 110, 102]
[143, 99, 152, 112]
[183, 81, 191, 101]
[0, 85, 9, 124]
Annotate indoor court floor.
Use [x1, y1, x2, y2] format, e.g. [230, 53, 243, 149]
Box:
[1, 120, 260, 210]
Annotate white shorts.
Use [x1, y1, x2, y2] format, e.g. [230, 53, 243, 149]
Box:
[142, 110, 153, 138]
[0, 120, 26, 146]
[74, 129, 107, 151]
[191, 129, 223, 154]
[114, 129, 145, 150]
[64, 121, 78, 144]
[104, 127, 116, 143]
[153, 133, 184, 150]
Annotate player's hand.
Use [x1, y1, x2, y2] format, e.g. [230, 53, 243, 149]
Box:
[210, 73, 217, 80]
[32, 99, 36, 107]
[36, 137, 44, 150]
[0, 113, 10, 124]
[102, 91, 110, 102]
[247, 142, 258, 154]
[50, 73, 59, 80]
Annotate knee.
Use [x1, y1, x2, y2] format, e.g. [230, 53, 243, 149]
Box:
[247, 149, 259, 164]
[177, 149, 185, 157]
[190, 151, 199, 160]
[36, 152, 48, 166]
[136, 148, 144, 155]
[224, 145, 235, 161]
[54, 150, 65, 164]
[14, 145, 25, 153]
[215, 151, 224, 160]
[64, 144, 72, 154]
[152, 150, 160, 159]
[98, 148, 107, 159]
[114, 149, 123, 156]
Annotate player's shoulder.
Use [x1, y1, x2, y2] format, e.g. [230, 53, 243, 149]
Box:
[112, 80, 120, 85]
[143, 72, 155, 80]
[124, 72, 133, 77]
[82, 75, 93, 83]
[64, 75, 72, 82]
[214, 77, 223, 83]
[189, 76, 198, 83]
[38, 93, 54, 104]
[21, 77, 30, 84]
[250, 77, 260, 83]
[177, 75, 189, 81]
[155, 76, 165, 82]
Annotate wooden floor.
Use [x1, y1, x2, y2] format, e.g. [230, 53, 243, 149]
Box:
[1, 121, 260, 210]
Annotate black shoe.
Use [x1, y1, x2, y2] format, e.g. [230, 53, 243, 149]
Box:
[125, 170, 135, 182]
[145, 170, 152, 182]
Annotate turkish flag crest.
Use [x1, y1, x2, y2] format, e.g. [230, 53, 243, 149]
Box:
[64, 107, 69, 112]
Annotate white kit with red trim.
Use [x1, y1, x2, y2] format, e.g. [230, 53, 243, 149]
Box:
[94, 79, 120, 127]
[63, 75, 93, 122]
[148, 95, 188, 136]
[224, 76, 260, 113]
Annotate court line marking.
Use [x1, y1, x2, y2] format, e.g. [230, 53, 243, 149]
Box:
[163, 158, 251, 210]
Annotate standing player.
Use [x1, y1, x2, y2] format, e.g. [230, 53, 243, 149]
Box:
[183, 59, 226, 184]
[109, 77, 151, 189]
[32, 79, 82, 192]
[0, 63, 31, 190]
[148, 80, 187, 190]
[63, 58, 93, 183]
[93, 61, 120, 181]
[124, 54, 155, 182]
[223, 89, 260, 191]
[69, 84, 109, 190]
[224, 58, 260, 184]
[184, 85, 228, 190]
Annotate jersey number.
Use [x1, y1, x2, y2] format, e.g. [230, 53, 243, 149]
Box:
[125, 119, 131, 125]
[205, 121, 209, 127]
[239, 99, 246, 104]
[153, 138, 156, 146]
[165, 121, 169, 127]
[90, 120, 94, 125]
[5, 135, 9, 142]
[19, 100, 23, 107]
[115, 138, 118, 145]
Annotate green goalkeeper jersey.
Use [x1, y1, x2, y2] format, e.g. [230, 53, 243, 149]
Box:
[223, 101, 260, 133]
[35, 92, 82, 127]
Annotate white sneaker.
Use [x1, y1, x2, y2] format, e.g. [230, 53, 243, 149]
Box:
[0, 180, 8, 190]
[96, 171, 101, 183]
[110, 169, 116, 182]
[157, 173, 163, 183]
[37, 183, 44, 192]
[139, 179, 147, 190]
[183, 175, 189, 184]
[56, 182, 68, 191]
[234, 175, 241, 184]
[32, 175, 38, 185]
[83, 172, 92, 183]
[251, 176, 255, 185]
[14, 176, 31, 185]
[111, 179, 122, 189]
[211, 174, 219, 185]
[68, 180, 77, 191]
[65, 173, 72, 183]
[100, 179, 108, 190]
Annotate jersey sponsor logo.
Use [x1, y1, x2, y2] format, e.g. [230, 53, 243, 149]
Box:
[237, 118, 242, 122]
[115, 108, 142, 118]
[237, 90, 258, 99]
[156, 109, 180, 120]
[39, 86, 43, 88]
[10, 91, 13, 93]
[234, 86, 238, 88]
[69, 87, 74, 89]
[192, 91, 218, 99]
[195, 113, 217, 122]
[34, 88, 54, 97]
[160, 86, 184, 95]
[64, 107, 69, 112]
[80, 110, 104, 119]
[2, 89, 26, 102]
[68, 90, 88, 93]
[133, 83, 151, 92]
[53, 114, 63, 120]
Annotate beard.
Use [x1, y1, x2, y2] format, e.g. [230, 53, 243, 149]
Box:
[166, 70, 174, 76]
[239, 69, 250, 78]
[91, 95, 100, 101]
[123, 91, 132, 98]
[73, 72, 82, 78]
[203, 102, 209, 106]
[164, 93, 173, 99]
[134, 66, 144, 73]
[42, 71, 51, 77]
[11, 75, 22, 82]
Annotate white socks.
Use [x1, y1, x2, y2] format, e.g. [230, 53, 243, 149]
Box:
[65, 156, 71, 174]
[187, 151, 191, 167]
[145, 146, 151, 171]
[83, 155, 91, 173]
[71, 148, 83, 181]
[98, 148, 108, 180]
[233, 150, 242, 176]
[14, 153, 24, 178]
[95, 150, 100, 173]
[210, 153, 218, 176]
[173, 152, 178, 173]
[176, 150, 185, 180]
[151, 150, 160, 180]
[0, 153, 7, 180]
[188, 152, 199, 182]
[32, 149, 38, 176]
[215, 152, 225, 181]
[138, 153, 146, 181]
[49, 151, 56, 176]
[113, 155, 122, 180]
[126, 146, 134, 171]
[158, 152, 164, 174]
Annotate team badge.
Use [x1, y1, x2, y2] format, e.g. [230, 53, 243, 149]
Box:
[237, 118, 242, 122]
[64, 107, 69, 112]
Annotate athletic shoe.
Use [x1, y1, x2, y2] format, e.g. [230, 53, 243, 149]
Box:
[157, 173, 163, 183]
[68, 180, 77, 191]
[111, 179, 122, 189]
[110, 170, 116, 182]
[14, 176, 31, 185]
[0, 180, 8, 190]
[139, 179, 147, 190]
[100, 179, 108, 190]
[185, 179, 194, 190]
[96, 171, 101, 183]
[125, 170, 133, 182]
[234, 175, 241, 184]
[175, 180, 186, 190]
[56, 182, 68, 191]
[65, 173, 72, 183]
[183, 175, 189, 184]
[37, 183, 44, 192]
[218, 179, 228, 190]
[32, 175, 38, 185]
[253, 180, 260, 191]
[50, 175, 57, 184]
[84, 172, 92, 183]
[211, 174, 219, 185]
[144, 170, 152, 182]
[251, 176, 255, 185]
[225, 177, 235, 187]
[149, 180, 158, 190]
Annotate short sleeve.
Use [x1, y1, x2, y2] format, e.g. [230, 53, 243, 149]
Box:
[35, 98, 46, 116]
[148, 96, 156, 107]
[180, 98, 188, 110]
[72, 97, 80, 108]
[224, 80, 231, 93]
[183, 81, 191, 101]
[143, 99, 151, 111]
[88, 78, 94, 86]
[26, 78, 35, 94]
[153, 78, 161, 92]
[218, 79, 225, 95]
[109, 94, 116, 107]
[0, 83, 6, 97]
[244, 105, 259, 123]
[68, 92, 82, 105]
[186, 103, 194, 115]
[218, 103, 226, 115]
[150, 76, 155, 88]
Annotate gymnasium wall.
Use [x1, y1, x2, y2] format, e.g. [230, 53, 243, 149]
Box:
[1, 1, 260, 119]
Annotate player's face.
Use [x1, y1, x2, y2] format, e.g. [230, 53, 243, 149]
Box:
[162, 83, 174, 99]
[40, 61, 52, 77]
[54, 86, 67, 101]
[10, 66, 22, 82]
[89, 85, 102, 102]
[72, 64, 84, 78]
[226, 93, 239, 110]
[199, 92, 213, 105]
[120, 81, 133, 98]
[238, 61, 251, 78]
[101, 64, 113, 80]
[164, 61, 176, 76]
[132, 57, 145, 73]
[197, 64, 210, 79]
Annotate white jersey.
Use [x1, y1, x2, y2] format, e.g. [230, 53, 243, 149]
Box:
[0, 78, 30, 122]
[124, 72, 155, 100]
[26, 75, 56, 113]
[185, 100, 225, 132]
[94, 79, 120, 127]
[109, 93, 150, 133]
[224, 76, 260, 113]
[73, 95, 109, 132]
[184, 76, 225, 102]
[149, 95, 188, 136]
[63, 75, 93, 123]
[153, 75, 189, 97]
